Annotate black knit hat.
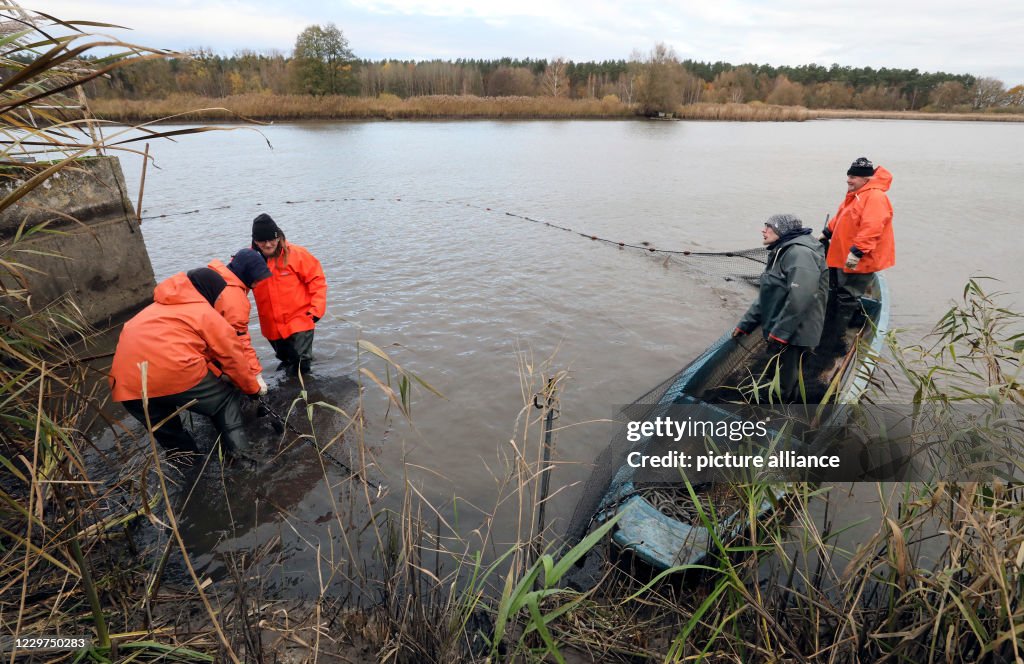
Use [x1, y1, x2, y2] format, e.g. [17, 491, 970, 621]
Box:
[186, 267, 227, 307]
[227, 248, 272, 288]
[252, 213, 282, 241]
[847, 157, 876, 177]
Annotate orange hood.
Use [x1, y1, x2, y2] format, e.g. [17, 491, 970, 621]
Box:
[153, 272, 206, 306]
[208, 259, 247, 291]
[859, 166, 892, 195]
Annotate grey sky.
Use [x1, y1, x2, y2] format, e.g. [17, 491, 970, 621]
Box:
[40, 0, 1024, 84]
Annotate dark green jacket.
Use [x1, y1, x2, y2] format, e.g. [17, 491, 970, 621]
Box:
[737, 232, 828, 347]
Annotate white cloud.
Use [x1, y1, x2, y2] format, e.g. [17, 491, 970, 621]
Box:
[36, 1, 308, 52]
[26, 0, 1024, 82]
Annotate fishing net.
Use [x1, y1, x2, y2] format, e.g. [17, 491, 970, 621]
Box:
[632, 246, 769, 285]
[491, 204, 772, 284]
[138, 197, 772, 285]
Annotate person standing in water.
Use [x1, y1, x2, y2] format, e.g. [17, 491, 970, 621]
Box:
[250, 213, 327, 375]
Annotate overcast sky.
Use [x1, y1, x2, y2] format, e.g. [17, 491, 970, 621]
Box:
[37, 0, 1024, 84]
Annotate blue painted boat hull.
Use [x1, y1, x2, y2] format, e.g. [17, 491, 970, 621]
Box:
[599, 274, 890, 570]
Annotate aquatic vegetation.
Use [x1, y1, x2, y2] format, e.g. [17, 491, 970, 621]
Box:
[88, 95, 1024, 123]
[89, 92, 639, 122]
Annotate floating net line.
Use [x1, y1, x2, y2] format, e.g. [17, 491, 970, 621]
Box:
[139, 197, 769, 285]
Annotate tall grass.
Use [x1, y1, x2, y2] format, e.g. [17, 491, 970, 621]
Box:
[476, 279, 1023, 663]
[810, 108, 1024, 122]
[278, 277, 1021, 662]
[675, 101, 813, 122]
[1, 10, 308, 661]
[90, 93, 638, 122]
[90, 94, 1024, 124]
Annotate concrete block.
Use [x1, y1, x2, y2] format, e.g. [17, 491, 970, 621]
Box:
[0, 156, 156, 327]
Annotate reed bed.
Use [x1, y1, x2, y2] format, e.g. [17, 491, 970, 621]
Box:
[91, 94, 1024, 124]
[90, 93, 637, 122]
[810, 108, 1024, 122]
[674, 102, 813, 121]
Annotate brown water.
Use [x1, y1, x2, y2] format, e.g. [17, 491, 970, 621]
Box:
[116, 118, 1023, 593]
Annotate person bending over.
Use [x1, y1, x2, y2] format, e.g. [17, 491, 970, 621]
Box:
[110, 268, 261, 458]
[207, 248, 272, 395]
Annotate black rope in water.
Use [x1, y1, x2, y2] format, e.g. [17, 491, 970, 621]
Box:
[139, 197, 768, 274]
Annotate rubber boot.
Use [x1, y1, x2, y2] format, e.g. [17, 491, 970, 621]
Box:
[221, 425, 258, 465]
[122, 399, 200, 454]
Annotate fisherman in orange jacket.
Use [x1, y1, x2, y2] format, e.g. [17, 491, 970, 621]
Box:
[819, 157, 895, 347]
[109, 268, 261, 457]
[207, 248, 272, 395]
[250, 213, 327, 375]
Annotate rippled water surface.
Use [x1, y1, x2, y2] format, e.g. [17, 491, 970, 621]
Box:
[117, 119, 1023, 591]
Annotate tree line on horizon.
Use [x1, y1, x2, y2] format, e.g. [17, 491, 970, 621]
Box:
[83, 23, 1024, 115]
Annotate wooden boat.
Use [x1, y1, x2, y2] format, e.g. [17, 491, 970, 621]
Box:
[593, 274, 890, 571]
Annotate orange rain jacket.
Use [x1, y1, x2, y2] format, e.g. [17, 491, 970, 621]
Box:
[252, 242, 327, 341]
[208, 259, 262, 376]
[826, 166, 895, 274]
[109, 272, 261, 401]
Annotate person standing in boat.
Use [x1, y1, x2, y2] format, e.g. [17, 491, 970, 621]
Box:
[733, 214, 829, 402]
[250, 213, 327, 376]
[819, 157, 895, 346]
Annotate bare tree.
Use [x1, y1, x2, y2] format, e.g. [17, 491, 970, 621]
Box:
[969, 77, 1005, 110]
[540, 57, 568, 97]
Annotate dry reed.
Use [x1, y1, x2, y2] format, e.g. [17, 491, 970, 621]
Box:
[90, 93, 637, 122]
[91, 94, 1024, 124]
[675, 101, 813, 121]
[810, 108, 1024, 122]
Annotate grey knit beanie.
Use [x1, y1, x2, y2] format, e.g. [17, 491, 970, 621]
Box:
[764, 213, 803, 235]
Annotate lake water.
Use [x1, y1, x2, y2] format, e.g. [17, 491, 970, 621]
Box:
[116, 118, 1023, 593]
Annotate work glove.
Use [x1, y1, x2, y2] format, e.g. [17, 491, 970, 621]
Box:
[308, 311, 320, 324]
[256, 373, 268, 396]
[845, 251, 861, 270]
[732, 327, 747, 338]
